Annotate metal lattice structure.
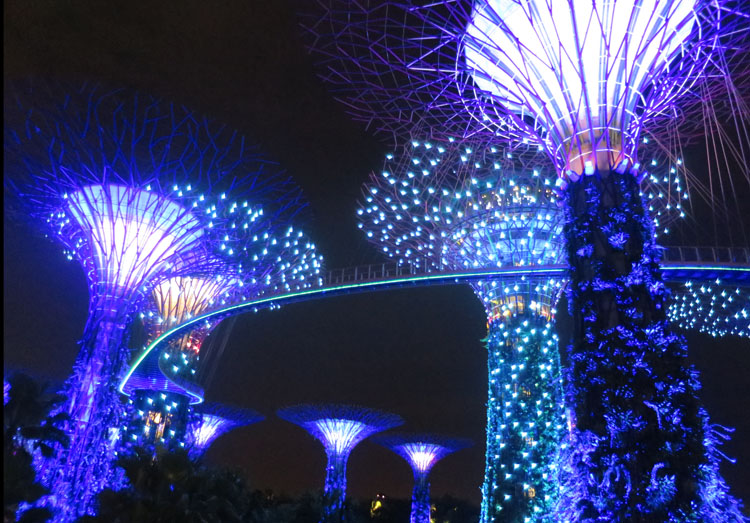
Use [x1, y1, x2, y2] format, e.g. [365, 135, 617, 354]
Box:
[303, 2, 749, 520]
[374, 433, 471, 523]
[277, 404, 403, 522]
[3, 80, 312, 521]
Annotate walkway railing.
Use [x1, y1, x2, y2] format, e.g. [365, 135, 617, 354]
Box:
[662, 246, 749, 264]
[321, 246, 750, 287]
[120, 245, 750, 401]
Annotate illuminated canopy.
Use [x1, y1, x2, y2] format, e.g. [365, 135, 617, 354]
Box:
[189, 403, 264, 453]
[463, 0, 703, 174]
[278, 404, 403, 457]
[151, 275, 235, 328]
[65, 184, 204, 294]
[376, 434, 471, 475]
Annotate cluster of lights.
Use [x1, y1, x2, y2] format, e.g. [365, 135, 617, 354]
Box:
[121, 391, 191, 453]
[277, 404, 403, 522]
[358, 140, 683, 270]
[358, 140, 565, 271]
[638, 154, 689, 237]
[482, 311, 567, 522]
[668, 280, 749, 338]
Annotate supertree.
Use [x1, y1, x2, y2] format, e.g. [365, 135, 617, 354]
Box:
[373, 433, 471, 523]
[277, 404, 403, 523]
[3, 81, 309, 520]
[669, 280, 749, 338]
[302, 2, 748, 519]
[186, 402, 264, 458]
[358, 135, 690, 521]
[359, 137, 567, 521]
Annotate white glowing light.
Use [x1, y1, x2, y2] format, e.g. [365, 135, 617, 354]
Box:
[463, 0, 698, 172]
[308, 419, 368, 455]
[399, 443, 446, 473]
[66, 185, 203, 291]
[192, 414, 233, 448]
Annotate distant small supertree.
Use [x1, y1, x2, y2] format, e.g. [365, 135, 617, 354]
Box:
[186, 402, 264, 458]
[373, 433, 471, 523]
[277, 404, 403, 523]
[4, 81, 308, 521]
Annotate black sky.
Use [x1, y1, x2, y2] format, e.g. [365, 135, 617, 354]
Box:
[4, 0, 749, 506]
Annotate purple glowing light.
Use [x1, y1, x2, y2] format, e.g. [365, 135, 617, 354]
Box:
[375, 433, 471, 477]
[375, 434, 471, 523]
[462, 0, 706, 174]
[278, 404, 403, 521]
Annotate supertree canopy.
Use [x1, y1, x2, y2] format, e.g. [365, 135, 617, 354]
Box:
[359, 137, 569, 522]
[304, 2, 748, 519]
[277, 404, 403, 523]
[3, 81, 313, 521]
[186, 402, 264, 458]
[373, 433, 471, 523]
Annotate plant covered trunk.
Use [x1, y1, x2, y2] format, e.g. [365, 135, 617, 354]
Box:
[479, 301, 566, 523]
[410, 472, 431, 523]
[322, 451, 348, 523]
[43, 302, 131, 522]
[556, 168, 742, 521]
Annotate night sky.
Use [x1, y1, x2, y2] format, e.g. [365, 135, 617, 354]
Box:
[4, 1, 749, 507]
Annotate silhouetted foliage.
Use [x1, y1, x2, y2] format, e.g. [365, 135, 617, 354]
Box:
[79, 447, 250, 522]
[244, 490, 371, 523]
[3, 372, 69, 523]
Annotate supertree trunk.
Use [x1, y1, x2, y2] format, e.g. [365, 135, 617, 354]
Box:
[558, 168, 738, 521]
[480, 311, 565, 523]
[43, 298, 131, 520]
[410, 472, 430, 523]
[322, 451, 348, 523]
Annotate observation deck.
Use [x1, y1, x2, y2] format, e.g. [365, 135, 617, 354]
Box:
[120, 246, 750, 403]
